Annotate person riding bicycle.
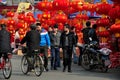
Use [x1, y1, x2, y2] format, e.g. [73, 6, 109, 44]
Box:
[0, 24, 12, 61]
[20, 24, 40, 67]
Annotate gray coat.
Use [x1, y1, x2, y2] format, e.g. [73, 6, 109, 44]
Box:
[49, 31, 61, 47]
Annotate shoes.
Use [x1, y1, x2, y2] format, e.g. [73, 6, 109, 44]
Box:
[45, 68, 49, 72]
[51, 67, 53, 70]
[68, 70, 72, 73]
[63, 67, 66, 72]
[54, 67, 57, 70]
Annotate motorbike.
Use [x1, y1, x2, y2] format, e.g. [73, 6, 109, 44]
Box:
[81, 41, 111, 72]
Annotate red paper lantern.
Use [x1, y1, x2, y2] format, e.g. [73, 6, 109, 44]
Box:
[108, 6, 120, 20]
[18, 14, 25, 20]
[6, 12, 15, 17]
[7, 25, 14, 31]
[110, 23, 120, 33]
[7, 19, 15, 26]
[0, 19, 7, 24]
[74, 23, 83, 31]
[42, 11, 51, 19]
[36, 1, 53, 11]
[46, 19, 56, 26]
[96, 3, 112, 15]
[17, 23, 25, 28]
[19, 29, 25, 35]
[64, 6, 77, 15]
[76, 14, 89, 20]
[99, 30, 110, 37]
[24, 16, 36, 24]
[26, 12, 34, 17]
[58, 23, 64, 31]
[52, 0, 69, 10]
[54, 12, 68, 24]
[82, 3, 89, 11]
[96, 18, 110, 26]
[37, 14, 42, 20]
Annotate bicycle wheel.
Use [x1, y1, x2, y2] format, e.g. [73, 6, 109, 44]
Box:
[34, 55, 44, 76]
[2, 58, 12, 79]
[21, 55, 29, 74]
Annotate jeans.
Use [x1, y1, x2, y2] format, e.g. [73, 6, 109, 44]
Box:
[73, 46, 78, 64]
[50, 47, 60, 69]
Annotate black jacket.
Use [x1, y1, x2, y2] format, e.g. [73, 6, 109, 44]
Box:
[82, 27, 91, 44]
[60, 31, 77, 48]
[21, 30, 40, 51]
[88, 28, 99, 43]
[0, 29, 12, 53]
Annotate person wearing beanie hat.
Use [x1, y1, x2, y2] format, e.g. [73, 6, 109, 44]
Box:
[60, 23, 77, 72]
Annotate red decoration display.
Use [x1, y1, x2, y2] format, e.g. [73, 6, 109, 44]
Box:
[52, 0, 69, 10]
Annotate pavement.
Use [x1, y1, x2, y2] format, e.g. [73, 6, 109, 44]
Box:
[0, 55, 120, 80]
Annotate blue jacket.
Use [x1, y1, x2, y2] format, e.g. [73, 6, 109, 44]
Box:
[40, 29, 51, 47]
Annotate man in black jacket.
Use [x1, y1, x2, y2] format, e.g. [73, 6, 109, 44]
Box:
[82, 21, 91, 44]
[21, 24, 40, 55]
[0, 24, 12, 59]
[88, 24, 99, 43]
[60, 24, 77, 72]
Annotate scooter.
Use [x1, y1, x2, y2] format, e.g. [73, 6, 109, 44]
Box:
[81, 41, 111, 72]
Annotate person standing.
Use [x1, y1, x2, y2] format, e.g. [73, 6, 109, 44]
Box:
[36, 23, 51, 71]
[82, 21, 91, 44]
[49, 24, 61, 70]
[0, 24, 12, 59]
[60, 24, 77, 72]
[88, 24, 99, 43]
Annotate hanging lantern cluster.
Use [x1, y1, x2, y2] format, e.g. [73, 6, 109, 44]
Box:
[53, 12, 68, 24]
[52, 0, 69, 11]
[36, 1, 53, 11]
[7, 19, 15, 33]
[99, 30, 110, 43]
[76, 14, 89, 21]
[108, 6, 120, 20]
[96, 18, 110, 27]
[110, 23, 120, 37]
[96, 3, 112, 15]
[99, 30, 110, 37]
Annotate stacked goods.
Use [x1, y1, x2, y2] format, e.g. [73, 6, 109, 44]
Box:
[109, 52, 120, 68]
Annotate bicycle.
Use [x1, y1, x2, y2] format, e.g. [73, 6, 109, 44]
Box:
[0, 53, 12, 79]
[21, 47, 44, 76]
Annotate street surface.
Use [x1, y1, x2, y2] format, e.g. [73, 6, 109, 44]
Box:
[0, 55, 120, 80]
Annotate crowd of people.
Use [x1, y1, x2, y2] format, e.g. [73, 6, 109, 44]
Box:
[0, 20, 99, 73]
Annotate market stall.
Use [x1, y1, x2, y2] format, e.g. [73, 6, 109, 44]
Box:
[0, 0, 120, 68]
